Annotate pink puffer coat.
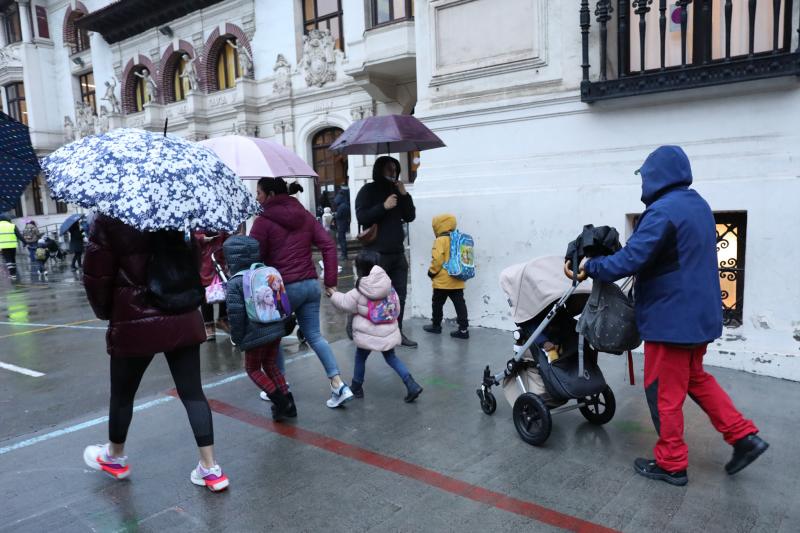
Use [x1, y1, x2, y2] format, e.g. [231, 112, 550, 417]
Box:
[331, 266, 401, 352]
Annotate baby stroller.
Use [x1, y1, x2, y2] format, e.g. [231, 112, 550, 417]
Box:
[476, 256, 615, 446]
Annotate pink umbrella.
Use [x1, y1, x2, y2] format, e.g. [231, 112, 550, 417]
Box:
[199, 136, 317, 180]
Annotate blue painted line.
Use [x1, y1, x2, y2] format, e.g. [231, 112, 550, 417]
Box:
[0, 350, 314, 456]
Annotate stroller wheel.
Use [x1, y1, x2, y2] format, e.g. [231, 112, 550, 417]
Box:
[346, 315, 353, 340]
[477, 389, 497, 415]
[579, 386, 616, 425]
[513, 393, 552, 446]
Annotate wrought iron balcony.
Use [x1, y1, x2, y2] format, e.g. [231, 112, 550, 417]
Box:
[580, 0, 800, 102]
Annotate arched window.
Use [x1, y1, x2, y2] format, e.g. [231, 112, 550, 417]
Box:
[173, 55, 190, 102]
[66, 12, 90, 54]
[312, 128, 347, 208]
[132, 67, 150, 112]
[216, 37, 240, 90]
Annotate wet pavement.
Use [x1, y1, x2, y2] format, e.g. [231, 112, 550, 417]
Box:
[1, 256, 798, 532]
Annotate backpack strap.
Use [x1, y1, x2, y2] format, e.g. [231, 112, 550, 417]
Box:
[249, 262, 266, 271]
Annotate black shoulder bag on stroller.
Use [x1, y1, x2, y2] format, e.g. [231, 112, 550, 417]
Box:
[576, 280, 641, 355]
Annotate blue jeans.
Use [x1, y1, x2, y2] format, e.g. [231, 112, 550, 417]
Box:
[353, 347, 410, 385]
[278, 279, 340, 379]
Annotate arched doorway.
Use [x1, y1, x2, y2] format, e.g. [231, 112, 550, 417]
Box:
[311, 128, 347, 216]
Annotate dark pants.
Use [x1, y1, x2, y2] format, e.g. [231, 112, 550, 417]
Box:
[337, 227, 348, 258]
[109, 345, 214, 447]
[71, 251, 83, 270]
[202, 302, 228, 324]
[379, 252, 408, 329]
[353, 347, 410, 385]
[644, 342, 757, 472]
[2, 249, 17, 277]
[431, 288, 469, 330]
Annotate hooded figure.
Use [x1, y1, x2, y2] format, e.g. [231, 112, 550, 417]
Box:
[331, 265, 401, 352]
[582, 146, 765, 487]
[585, 145, 721, 344]
[428, 214, 465, 290]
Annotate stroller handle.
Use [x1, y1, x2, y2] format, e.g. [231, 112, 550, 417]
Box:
[563, 260, 588, 282]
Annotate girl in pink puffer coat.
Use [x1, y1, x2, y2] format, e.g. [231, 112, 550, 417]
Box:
[329, 251, 423, 402]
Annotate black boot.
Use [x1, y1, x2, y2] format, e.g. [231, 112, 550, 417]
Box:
[423, 324, 442, 334]
[403, 375, 423, 403]
[285, 392, 297, 418]
[269, 390, 292, 421]
[450, 329, 469, 339]
[400, 332, 418, 348]
[350, 381, 364, 398]
[726, 434, 768, 475]
[633, 458, 688, 486]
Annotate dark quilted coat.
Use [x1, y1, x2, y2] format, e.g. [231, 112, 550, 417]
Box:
[249, 194, 338, 288]
[83, 214, 206, 357]
[223, 236, 287, 351]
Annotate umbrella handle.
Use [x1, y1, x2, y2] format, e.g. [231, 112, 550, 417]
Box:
[563, 260, 588, 282]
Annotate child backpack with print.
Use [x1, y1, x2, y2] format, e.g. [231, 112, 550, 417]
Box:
[35, 246, 48, 261]
[366, 288, 401, 324]
[444, 229, 475, 281]
[236, 263, 292, 324]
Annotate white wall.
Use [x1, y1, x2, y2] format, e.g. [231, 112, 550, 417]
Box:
[409, 0, 800, 380]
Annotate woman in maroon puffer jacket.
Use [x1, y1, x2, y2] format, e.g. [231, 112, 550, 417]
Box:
[250, 178, 354, 409]
[81, 214, 229, 492]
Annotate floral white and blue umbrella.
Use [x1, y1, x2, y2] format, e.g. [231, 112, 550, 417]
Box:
[41, 129, 259, 232]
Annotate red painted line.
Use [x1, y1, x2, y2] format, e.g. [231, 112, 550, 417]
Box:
[208, 399, 619, 533]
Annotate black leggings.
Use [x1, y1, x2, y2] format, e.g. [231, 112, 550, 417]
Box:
[109, 345, 214, 447]
[201, 302, 227, 324]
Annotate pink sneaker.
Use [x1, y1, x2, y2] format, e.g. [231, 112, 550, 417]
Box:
[83, 444, 130, 480]
[190, 462, 229, 492]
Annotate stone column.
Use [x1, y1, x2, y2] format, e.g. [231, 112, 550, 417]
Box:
[17, 0, 32, 43]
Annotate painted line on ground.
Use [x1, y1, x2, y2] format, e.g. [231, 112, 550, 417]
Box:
[0, 361, 45, 378]
[0, 351, 314, 456]
[0, 320, 106, 331]
[209, 399, 619, 533]
[0, 319, 103, 339]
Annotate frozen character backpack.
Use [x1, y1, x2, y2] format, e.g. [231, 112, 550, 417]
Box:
[366, 288, 401, 325]
[234, 263, 291, 324]
[444, 229, 476, 281]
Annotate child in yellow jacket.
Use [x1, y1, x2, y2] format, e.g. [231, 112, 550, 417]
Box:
[423, 214, 469, 339]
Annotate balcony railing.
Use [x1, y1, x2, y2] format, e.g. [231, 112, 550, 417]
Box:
[580, 0, 800, 102]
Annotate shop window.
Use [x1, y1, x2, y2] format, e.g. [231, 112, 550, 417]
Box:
[303, 0, 344, 51]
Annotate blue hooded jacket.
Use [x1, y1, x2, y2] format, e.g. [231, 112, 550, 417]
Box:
[585, 146, 722, 345]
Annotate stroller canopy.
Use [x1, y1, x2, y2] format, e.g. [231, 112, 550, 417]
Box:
[500, 256, 593, 324]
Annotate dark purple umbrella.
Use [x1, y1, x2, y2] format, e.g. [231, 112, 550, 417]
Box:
[329, 115, 445, 155]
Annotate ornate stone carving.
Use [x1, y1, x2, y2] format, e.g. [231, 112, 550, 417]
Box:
[226, 39, 253, 78]
[75, 101, 95, 138]
[0, 46, 20, 68]
[232, 122, 256, 137]
[350, 104, 373, 121]
[274, 119, 294, 134]
[101, 77, 121, 114]
[95, 106, 110, 135]
[63, 116, 75, 143]
[208, 95, 227, 107]
[302, 29, 336, 88]
[273, 54, 292, 95]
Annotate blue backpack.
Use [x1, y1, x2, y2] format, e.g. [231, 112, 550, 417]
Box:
[443, 230, 475, 281]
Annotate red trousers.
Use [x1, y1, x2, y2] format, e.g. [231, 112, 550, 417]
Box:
[245, 340, 288, 396]
[644, 342, 757, 472]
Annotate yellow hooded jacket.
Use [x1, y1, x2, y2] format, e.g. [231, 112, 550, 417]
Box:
[428, 214, 465, 290]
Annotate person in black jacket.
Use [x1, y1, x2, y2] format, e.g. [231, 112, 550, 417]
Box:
[355, 156, 417, 348]
[334, 186, 351, 260]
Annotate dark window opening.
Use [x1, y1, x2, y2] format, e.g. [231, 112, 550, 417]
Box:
[372, 0, 414, 27]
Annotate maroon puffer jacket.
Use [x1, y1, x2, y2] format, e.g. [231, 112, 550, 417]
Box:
[83, 215, 206, 357]
[249, 195, 338, 288]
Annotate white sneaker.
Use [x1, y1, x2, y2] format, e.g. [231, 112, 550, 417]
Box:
[83, 443, 130, 480]
[326, 383, 354, 408]
[190, 462, 229, 492]
[260, 391, 271, 402]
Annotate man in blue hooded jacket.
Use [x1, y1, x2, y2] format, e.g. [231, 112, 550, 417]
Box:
[579, 146, 767, 486]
